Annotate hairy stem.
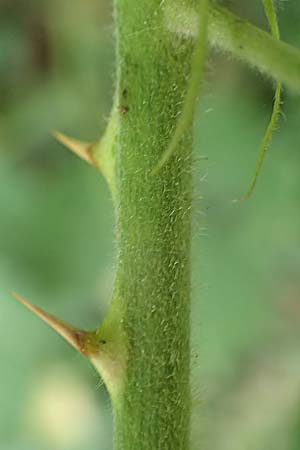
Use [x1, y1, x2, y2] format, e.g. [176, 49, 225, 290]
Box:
[167, 1, 300, 92]
[153, 0, 209, 173]
[14, 1, 300, 449]
[111, 0, 196, 449]
[241, 0, 282, 199]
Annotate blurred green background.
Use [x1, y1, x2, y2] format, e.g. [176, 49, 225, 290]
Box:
[1, 1, 300, 449]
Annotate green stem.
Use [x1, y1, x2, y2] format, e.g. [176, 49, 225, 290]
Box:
[15, 1, 300, 449]
[112, 0, 195, 449]
[207, 3, 292, 86]
[241, 0, 282, 199]
[153, 0, 209, 173]
[167, 1, 300, 92]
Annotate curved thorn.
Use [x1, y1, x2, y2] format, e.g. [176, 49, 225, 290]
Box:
[12, 292, 98, 356]
[52, 130, 96, 165]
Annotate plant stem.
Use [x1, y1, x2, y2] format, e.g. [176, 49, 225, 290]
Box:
[240, 0, 282, 199]
[207, 3, 295, 87]
[167, 1, 300, 92]
[112, 0, 196, 449]
[13, 1, 300, 448]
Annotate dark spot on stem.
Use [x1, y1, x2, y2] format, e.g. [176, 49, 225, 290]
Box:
[74, 330, 88, 354]
[119, 105, 129, 114]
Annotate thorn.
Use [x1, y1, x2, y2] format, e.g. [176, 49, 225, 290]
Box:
[12, 292, 98, 356]
[52, 130, 96, 166]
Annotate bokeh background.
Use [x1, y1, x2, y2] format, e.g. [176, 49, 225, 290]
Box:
[1, 1, 300, 449]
